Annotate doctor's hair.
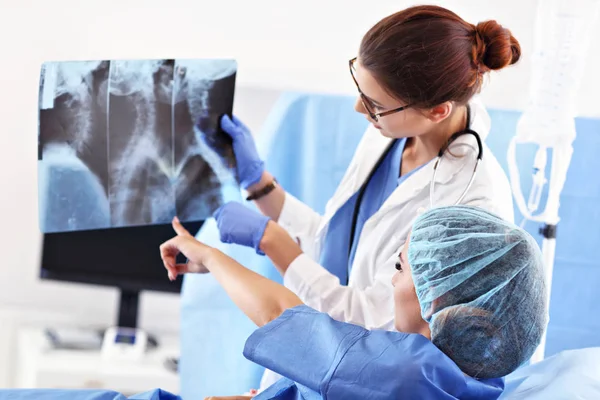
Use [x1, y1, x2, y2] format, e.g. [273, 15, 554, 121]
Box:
[359, 5, 521, 109]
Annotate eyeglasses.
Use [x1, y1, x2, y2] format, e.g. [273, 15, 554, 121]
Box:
[349, 57, 411, 122]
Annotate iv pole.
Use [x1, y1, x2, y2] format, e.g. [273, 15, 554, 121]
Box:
[507, 0, 600, 363]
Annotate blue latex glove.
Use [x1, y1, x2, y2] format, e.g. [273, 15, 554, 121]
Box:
[220, 114, 265, 189]
[214, 202, 270, 255]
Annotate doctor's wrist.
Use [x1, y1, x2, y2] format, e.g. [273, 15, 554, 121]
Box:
[246, 171, 273, 194]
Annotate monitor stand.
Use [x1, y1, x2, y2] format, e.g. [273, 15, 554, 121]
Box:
[117, 288, 140, 329]
[114, 288, 159, 349]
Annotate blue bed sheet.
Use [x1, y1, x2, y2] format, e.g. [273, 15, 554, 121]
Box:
[499, 347, 600, 399]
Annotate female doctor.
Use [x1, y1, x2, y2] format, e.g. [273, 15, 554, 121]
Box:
[213, 5, 519, 389]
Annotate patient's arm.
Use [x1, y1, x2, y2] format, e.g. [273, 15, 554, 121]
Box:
[161, 218, 303, 327]
[207, 246, 304, 327]
[204, 396, 253, 400]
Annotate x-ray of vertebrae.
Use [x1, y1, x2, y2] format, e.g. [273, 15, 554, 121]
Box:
[38, 59, 239, 233]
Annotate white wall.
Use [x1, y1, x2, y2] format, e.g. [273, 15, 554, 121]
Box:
[1, 0, 599, 387]
[4, 0, 598, 116]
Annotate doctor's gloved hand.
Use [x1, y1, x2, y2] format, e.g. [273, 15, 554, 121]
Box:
[220, 114, 265, 189]
[214, 202, 271, 255]
[160, 217, 213, 280]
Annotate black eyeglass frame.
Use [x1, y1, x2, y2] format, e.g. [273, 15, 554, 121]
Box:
[349, 57, 411, 122]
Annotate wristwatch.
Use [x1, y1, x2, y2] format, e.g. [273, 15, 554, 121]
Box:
[246, 178, 278, 201]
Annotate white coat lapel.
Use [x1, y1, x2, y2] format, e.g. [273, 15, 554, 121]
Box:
[315, 125, 393, 237]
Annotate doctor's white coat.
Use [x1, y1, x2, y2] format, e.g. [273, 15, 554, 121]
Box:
[260, 98, 514, 388]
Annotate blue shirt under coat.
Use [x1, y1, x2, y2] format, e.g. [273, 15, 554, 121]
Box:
[319, 138, 425, 284]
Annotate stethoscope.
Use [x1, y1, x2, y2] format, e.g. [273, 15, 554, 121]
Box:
[346, 115, 483, 282]
[429, 127, 483, 208]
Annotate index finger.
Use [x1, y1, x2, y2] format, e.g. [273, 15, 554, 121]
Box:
[172, 216, 192, 237]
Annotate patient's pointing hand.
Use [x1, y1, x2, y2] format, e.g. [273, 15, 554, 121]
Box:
[159, 217, 212, 279]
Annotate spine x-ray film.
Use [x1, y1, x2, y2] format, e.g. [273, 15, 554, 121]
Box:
[37, 58, 239, 233]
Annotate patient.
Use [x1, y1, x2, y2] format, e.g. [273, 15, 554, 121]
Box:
[161, 206, 548, 399]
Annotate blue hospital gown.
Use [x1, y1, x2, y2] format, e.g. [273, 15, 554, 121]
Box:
[247, 305, 505, 400]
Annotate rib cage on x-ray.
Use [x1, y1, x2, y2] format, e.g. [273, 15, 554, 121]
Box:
[38, 59, 238, 233]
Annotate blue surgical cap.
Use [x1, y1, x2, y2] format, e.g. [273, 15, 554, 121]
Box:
[407, 205, 548, 379]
